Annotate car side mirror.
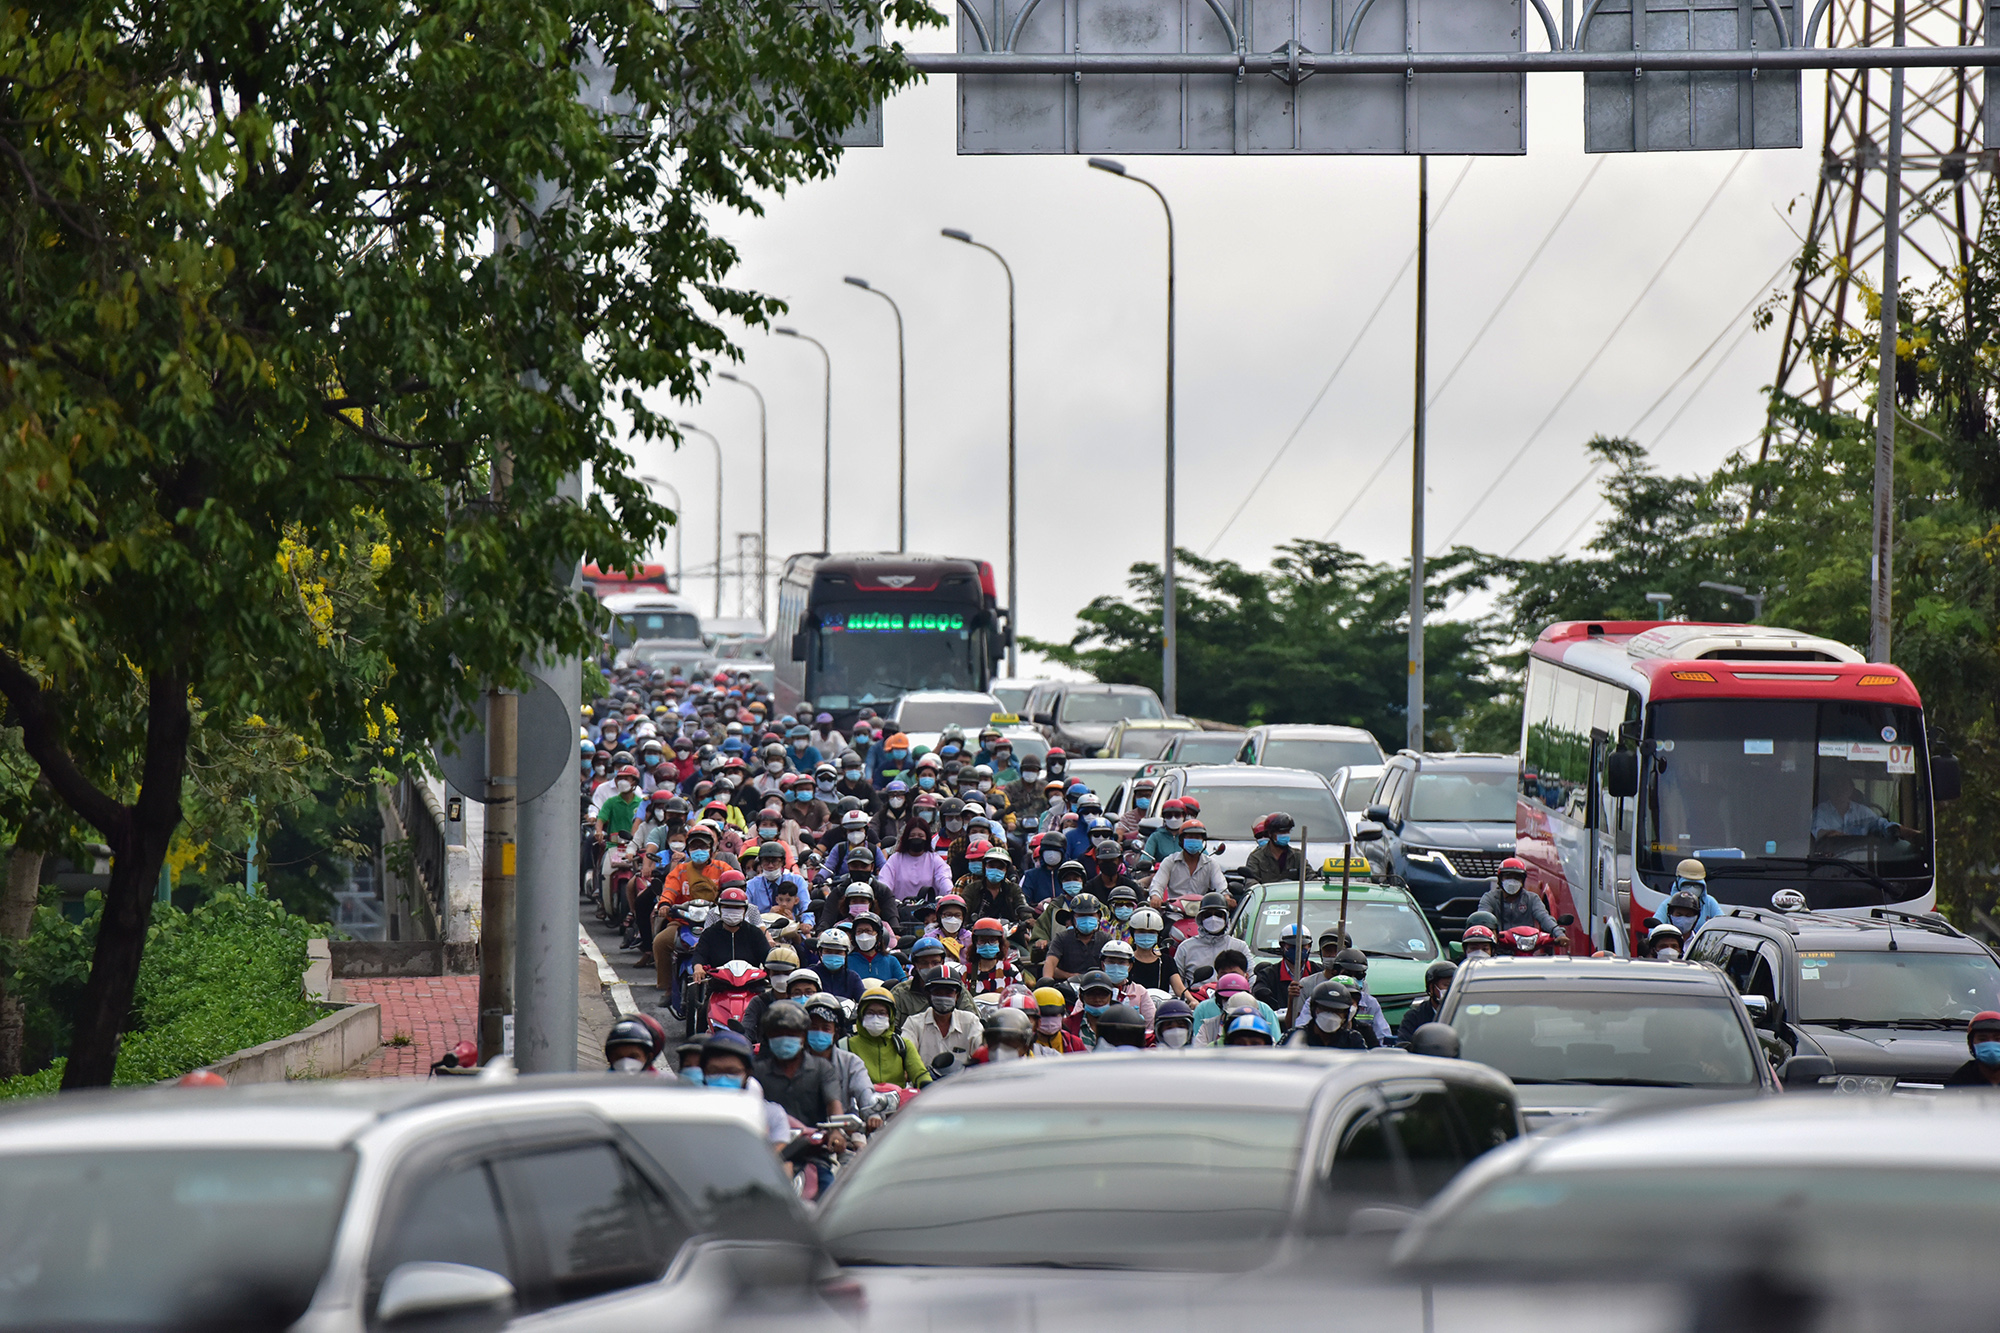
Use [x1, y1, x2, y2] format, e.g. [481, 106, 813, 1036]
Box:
[1033, 712, 1055, 726]
[1365, 804, 1391, 824]
[1606, 749, 1639, 798]
[1351, 822, 1383, 843]
[1932, 753, 1962, 802]
[377, 1262, 517, 1326]
[1740, 993, 1774, 1025]
[1779, 1053, 1835, 1088]
[1449, 941, 1464, 959]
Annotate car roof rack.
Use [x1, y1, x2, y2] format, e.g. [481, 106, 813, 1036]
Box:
[1723, 906, 1800, 934]
[1868, 907, 1961, 938]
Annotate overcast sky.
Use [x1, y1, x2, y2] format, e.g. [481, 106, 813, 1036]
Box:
[619, 33, 1905, 673]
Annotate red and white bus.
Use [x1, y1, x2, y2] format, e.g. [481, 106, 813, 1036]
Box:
[1515, 620, 1960, 956]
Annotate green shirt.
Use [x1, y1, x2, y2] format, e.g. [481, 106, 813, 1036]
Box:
[597, 791, 641, 833]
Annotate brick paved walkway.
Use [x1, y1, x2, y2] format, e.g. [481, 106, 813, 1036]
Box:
[344, 977, 479, 1078]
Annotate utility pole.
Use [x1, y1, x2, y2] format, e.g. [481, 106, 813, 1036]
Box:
[481, 446, 518, 1063]
[1407, 156, 1429, 754]
[1870, 0, 1907, 664]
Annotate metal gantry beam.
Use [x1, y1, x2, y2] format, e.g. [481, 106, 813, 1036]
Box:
[909, 44, 2000, 72]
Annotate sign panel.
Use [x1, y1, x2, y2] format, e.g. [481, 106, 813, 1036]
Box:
[957, 0, 1526, 153]
[1582, 0, 1800, 150]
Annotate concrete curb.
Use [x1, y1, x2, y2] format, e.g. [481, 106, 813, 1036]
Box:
[579, 925, 638, 1019]
[206, 1001, 382, 1083]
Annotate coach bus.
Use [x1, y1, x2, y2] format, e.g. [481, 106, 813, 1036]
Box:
[1516, 620, 1960, 956]
[773, 552, 1009, 724]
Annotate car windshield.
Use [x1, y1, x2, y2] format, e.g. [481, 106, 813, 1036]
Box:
[615, 609, 704, 646]
[1181, 784, 1349, 841]
[1640, 700, 1932, 900]
[1401, 1167, 2000, 1285]
[895, 698, 1004, 732]
[810, 605, 984, 709]
[1060, 691, 1164, 724]
[1793, 949, 2000, 1024]
[1117, 728, 1192, 758]
[1169, 733, 1247, 762]
[0, 1147, 354, 1329]
[1261, 738, 1383, 779]
[1334, 772, 1383, 814]
[1246, 898, 1439, 962]
[1452, 990, 1759, 1088]
[1408, 771, 1517, 822]
[816, 1106, 1304, 1271]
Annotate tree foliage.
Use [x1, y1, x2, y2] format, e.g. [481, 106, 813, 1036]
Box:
[0, 0, 933, 1083]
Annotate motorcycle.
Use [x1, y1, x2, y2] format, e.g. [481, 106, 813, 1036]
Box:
[663, 900, 712, 1027]
[784, 1113, 867, 1201]
[705, 957, 767, 1033]
[1498, 924, 1570, 957]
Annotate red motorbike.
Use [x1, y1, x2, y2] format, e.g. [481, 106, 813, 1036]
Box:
[705, 958, 767, 1033]
[1499, 924, 1571, 957]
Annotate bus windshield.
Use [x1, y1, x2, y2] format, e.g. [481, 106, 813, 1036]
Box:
[810, 605, 983, 710]
[1639, 699, 1931, 900]
[611, 608, 703, 648]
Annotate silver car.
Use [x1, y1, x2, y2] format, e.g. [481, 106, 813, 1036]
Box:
[0, 1076, 828, 1332]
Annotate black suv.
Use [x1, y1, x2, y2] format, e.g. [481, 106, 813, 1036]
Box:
[1358, 751, 1521, 940]
[1688, 906, 2000, 1090]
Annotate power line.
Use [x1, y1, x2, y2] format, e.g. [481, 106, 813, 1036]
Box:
[1201, 159, 1478, 558]
[1317, 157, 1606, 542]
[1649, 315, 1761, 450]
[1426, 150, 1751, 552]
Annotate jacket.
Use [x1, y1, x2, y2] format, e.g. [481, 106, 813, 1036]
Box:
[1143, 826, 1184, 864]
[881, 851, 953, 902]
[842, 1027, 933, 1087]
[1476, 884, 1560, 934]
[890, 976, 975, 1026]
[1242, 843, 1305, 885]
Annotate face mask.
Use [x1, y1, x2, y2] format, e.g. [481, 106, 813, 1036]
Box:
[976, 866, 1002, 885]
[918, 775, 937, 790]
[842, 830, 865, 846]
[1502, 879, 1522, 896]
[707, 1072, 745, 1090]
[845, 769, 861, 781]
[979, 780, 993, 791]
[1113, 906, 1133, 922]
[766, 761, 784, 774]
[1466, 947, 1492, 960]
[768, 1035, 804, 1060]
[759, 825, 779, 838]
[1060, 880, 1083, 896]
[1159, 1026, 1191, 1048]
[941, 914, 963, 932]
[903, 840, 927, 854]
[854, 932, 878, 951]
[612, 1055, 645, 1072]
[1655, 946, 1682, 961]
[1074, 916, 1100, 934]
[1165, 817, 1183, 830]
[888, 796, 906, 809]
[1670, 914, 1698, 932]
[817, 780, 836, 794]
[719, 907, 744, 925]
[930, 994, 956, 1014]
[976, 942, 1001, 959]
[1201, 916, 1226, 934]
[1104, 964, 1130, 984]
[678, 1066, 706, 1085]
[1182, 838, 1204, 854]
[1021, 768, 1040, 782]
[991, 1045, 1021, 1062]
[847, 900, 869, 917]
[1274, 834, 1291, 847]
[806, 1030, 835, 1053]
[918, 811, 937, 826]
[891, 748, 908, 762]
[1048, 762, 1065, 776]
[1042, 849, 1061, 866]
[862, 1013, 891, 1036]
[617, 780, 634, 793]
[943, 818, 964, 834]
[821, 951, 847, 970]
[690, 848, 711, 865]
[1133, 932, 1158, 949]
[967, 862, 984, 878]
[1256, 837, 1269, 848]
[1976, 1041, 2000, 1067]
[1036, 1014, 1063, 1035]
[669, 840, 686, 854]
[1082, 1002, 1108, 1018]
[1314, 1011, 1341, 1033]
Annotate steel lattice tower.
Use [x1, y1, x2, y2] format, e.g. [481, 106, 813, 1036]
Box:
[1771, 0, 1989, 405]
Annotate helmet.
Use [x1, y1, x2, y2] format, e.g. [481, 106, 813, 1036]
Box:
[763, 999, 809, 1034]
[1409, 1022, 1462, 1059]
[972, 917, 1007, 938]
[1070, 893, 1106, 919]
[756, 840, 787, 862]
[701, 1027, 754, 1062]
[1666, 889, 1704, 919]
[984, 844, 1013, 867]
[843, 880, 877, 902]
[909, 935, 947, 961]
[1223, 1011, 1276, 1045]
[1154, 998, 1194, 1027]
[965, 838, 992, 861]
[1057, 859, 1087, 881]
[1307, 979, 1353, 1012]
[1130, 907, 1165, 933]
[717, 886, 749, 907]
[1647, 921, 1687, 954]
[617, 764, 641, 781]
[936, 892, 967, 913]
[1161, 797, 1187, 816]
[816, 927, 853, 950]
[1094, 1003, 1148, 1049]
[1099, 937, 1135, 962]
[1032, 986, 1068, 1013]
[1092, 839, 1122, 864]
[926, 968, 965, 995]
[1461, 924, 1497, 949]
[605, 1016, 659, 1066]
[766, 945, 800, 970]
[840, 809, 869, 831]
[1264, 811, 1295, 834]
[177, 1068, 228, 1087]
[1424, 958, 1458, 990]
[761, 742, 786, 761]
[1333, 947, 1368, 980]
[1215, 973, 1251, 999]
[787, 968, 822, 994]
[1197, 891, 1229, 917]
[1180, 819, 1207, 840]
[983, 1007, 1034, 1050]
[856, 984, 896, 1018]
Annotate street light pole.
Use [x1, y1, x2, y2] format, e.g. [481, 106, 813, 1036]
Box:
[775, 327, 833, 553]
[844, 277, 908, 553]
[639, 475, 684, 593]
[1870, 0, 1907, 664]
[1087, 157, 1177, 715]
[941, 228, 1019, 677]
[1408, 156, 1429, 753]
[716, 372, 768, 626]
[677, 421, 725, 618]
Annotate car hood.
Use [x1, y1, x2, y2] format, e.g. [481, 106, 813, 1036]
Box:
[1794, 1024, 1970, 1081]
[1514, 1084, 1766, 1132]
[1360, 957, 1429, 1008]
[1402, 820, 1517, 853]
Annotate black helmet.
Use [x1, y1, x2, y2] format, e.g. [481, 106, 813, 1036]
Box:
[763, 999, 809, 1035]
[605, 1017, 658, 1066]
[1465, 910, 1499, 932]
[1197, 892, 1229, 916]
[1057, 859, 1088, 881]
[1333, 947, 1368, 980]
[1306, 978, 1353, 1012]
[1409, 1022, 1461, 1059]
[1094, 1003, 1149, 1049]
[983, 1007, 1034, 1050]
[1423, 958, 1458, 989]
[1264, 811, 1295, 834]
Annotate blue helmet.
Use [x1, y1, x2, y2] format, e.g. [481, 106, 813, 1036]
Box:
[1224, 1011, 1276, 1044]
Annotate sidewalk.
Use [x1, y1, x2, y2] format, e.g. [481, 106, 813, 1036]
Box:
[343, 977, 480, 1078]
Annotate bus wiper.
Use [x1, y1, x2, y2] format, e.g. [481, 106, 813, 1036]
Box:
[1751, 855, 1898, 897]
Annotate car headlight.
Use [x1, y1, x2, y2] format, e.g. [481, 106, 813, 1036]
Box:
[1820, 1073, 1896, 1095]
[1404, 848, 1448, 867]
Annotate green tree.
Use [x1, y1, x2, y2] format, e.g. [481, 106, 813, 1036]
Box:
[0, 0, 931, 1085]
[1026, 541, 1507, 748]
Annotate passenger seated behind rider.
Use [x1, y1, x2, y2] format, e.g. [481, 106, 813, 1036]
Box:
[1476, 858, 1560, 934]
[1397, 960, 1458, 1042]
[1045, 892, 1112, 982]
[844, 983, 932, 1089]
[1192, 970, 1282, 1041]
[1283, 980, 1377, 1049]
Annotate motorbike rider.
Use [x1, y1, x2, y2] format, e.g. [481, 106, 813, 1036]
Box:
[1242, 812, 1304, 884]
[1087, 840, 1133, 901]
[1125, 908, 1185, 996]
[1253, 923, 1317, 1025]
[1020, 833, 1061, 906]
[1222, 1010, 1277, 1047]
[1032, 984, 1085, 1054]
[1143, 797, 1188, 864]
[1460, 923, 1497, 961]
[1045, 892, 1111, 982]
[696, 1029, 793, 1147]
[925, 892, 973, 960]
[604, 1016, 664, 1074]
[1030, 859, 1087, 951]
[1397, 959, 1458, 1042]
[845, 912, 906, 986]
[967, 844, 1030, 926]
[1151, 819, 1229, 908]
[1094, 939, 1157, 1026]
[1328, 947, 1395, 1044]
[973, 1007, 1038, 1063]
[883, 822, 953, 904]
[688, 885, 770, 988]
[1191, 969, 1281, 1038]
[804, 993, 884, 1130]
[967, 917, 1026, 995]
[812, 927, 866, 1001]
[738, 945, 799, 1046]
[659, 824, 728, 906]
[1174, 890, 1252, 979]
[751, 1001, 845, 1144]
[1285, 979, 1376, 1049]
[870, 780, 912, 844]
[1152, 998, 1196, 1049]
[1114, 777, 1157, 842]
[890, 938, 972, 1024]
[1647, 920, 1688, 960]
[1091, 1003, 1150, 1053]
[746, 840, 809, 913]
[1476, 857, 1561, 935]
[902, 967, 983, 1073]
[844, 982, 933, 1089]
[1005, 753, 1047, 822]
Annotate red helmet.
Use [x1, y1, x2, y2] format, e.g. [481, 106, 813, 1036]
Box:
[966, 838, 993, 860]
[973, 917, 1007, 937]
[1462, 924, 1497, 946]
[1497, 856, 1529, 882]
[1179, 819, 1207, 839]
[1251, 815, 1270, 837]
[1046, 747, 1067, 760]
[451, 1039, 480, 1069]
[1161, 798, 1187, 816]
[937, 893, 966, 912]
[177, 1069, 227, 1087]
[617, 764, 641, 781]
[718, 885, 750, 905]
[913, 792, 940, 810]
[1180, 796, 1202, 816]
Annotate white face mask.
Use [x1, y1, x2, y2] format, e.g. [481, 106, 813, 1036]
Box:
[719, 907, 745, 925]
[847, 830, 866, 844]
[611, 1056, 646, 1073]
[766, 761, 784, 774]
[616, 780, 633, 793]
[979, 780, 993, 791]
[1201, 916, 1226, 935]
[991, 1045, 1021, 1062]
[862, 1013, 891, 1036]
[1656, 946, 1682, 961]
[854, 932, 878, 951]
[1159, 1026, 1191, 1048]
[1502, 879, 1522, 896]
[1165, 817, 1183, 830]
[1314, 1011, 1341, 1032]
[940, 914, 962, 932]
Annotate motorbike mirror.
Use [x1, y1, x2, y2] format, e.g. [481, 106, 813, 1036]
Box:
[1556, 913, 1575, 928]
[1933, 753, 1963, 802]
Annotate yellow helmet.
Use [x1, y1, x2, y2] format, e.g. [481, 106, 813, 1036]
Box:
[1032, 986, 1067, 1013]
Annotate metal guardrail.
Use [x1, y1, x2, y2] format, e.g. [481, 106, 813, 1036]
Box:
[390, 775, 450, 942]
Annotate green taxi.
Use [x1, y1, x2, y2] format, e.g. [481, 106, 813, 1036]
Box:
[1229, 875, 1444, 1030]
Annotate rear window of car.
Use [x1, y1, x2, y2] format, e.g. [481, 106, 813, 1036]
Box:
[1060, 691, 1164, 724]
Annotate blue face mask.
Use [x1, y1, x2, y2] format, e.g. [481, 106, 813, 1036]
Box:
[1104, 965, 1130, 984]
[1977, 1041, 2000, 1067]
[768, 1035, 804, 1060]
[1274, 834, 1291, 847]
[1256, 837, 1269, 847]
[806, 1030, 835, 1053]
[1134, 797, 1150, 810]
[986, 866, 1006, 882]
[706, 1072, 745, 1090]
[918, 775, 937, 790]
[845, 769, 861, 781]
[1113, 905, 1133, 921]
[1133, 932, 1158, 949]
[1083, 1003, 1108, 1018]
[690, 848, 711, 865]
[1060, 880, 1083, 896]
[976, 942, 1001, 959]
[1074, 916, 1100, 934]
[678, 1066, 706, 1085]
[1182, 838, 1204, 854]
[891, 748, 908, 761]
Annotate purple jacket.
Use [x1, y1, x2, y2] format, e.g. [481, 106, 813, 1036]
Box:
[881, 850, 952, 901]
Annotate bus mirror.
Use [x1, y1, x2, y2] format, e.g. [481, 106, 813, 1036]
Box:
[790, 632, 807, 662]
[1932, 753, 1962, 802]
[1606, 750, 1639, 798]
